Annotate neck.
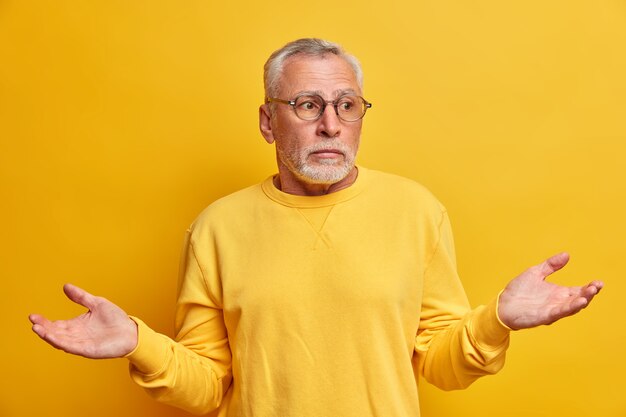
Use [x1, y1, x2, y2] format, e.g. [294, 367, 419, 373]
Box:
[274, 166, 358, 196]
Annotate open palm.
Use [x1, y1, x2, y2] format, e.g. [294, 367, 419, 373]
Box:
[29, 284, 137, 358]
[498, 253, 604, 330]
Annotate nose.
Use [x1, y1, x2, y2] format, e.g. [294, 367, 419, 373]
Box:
[316, 103, 342, 138]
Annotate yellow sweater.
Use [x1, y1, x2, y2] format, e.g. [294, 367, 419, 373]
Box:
[126, 167, 511, 417]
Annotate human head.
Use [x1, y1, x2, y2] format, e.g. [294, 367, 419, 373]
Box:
[259, 39, 367, 196]
[263, 38, 364, 100]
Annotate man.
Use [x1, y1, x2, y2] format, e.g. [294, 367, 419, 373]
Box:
[29, 38, 603, 417]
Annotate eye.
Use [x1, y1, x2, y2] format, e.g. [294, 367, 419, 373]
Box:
[339, 101, 353, 110]
[338, 97, 356, 111]
[296, 96, 322, 111]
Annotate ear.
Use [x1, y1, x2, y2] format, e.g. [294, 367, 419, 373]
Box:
[259, 104, 275, 144]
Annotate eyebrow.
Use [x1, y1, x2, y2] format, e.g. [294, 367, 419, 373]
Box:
[295, 89, 359, 99]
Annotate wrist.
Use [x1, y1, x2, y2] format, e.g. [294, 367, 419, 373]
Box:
[496, 289, 516, 331]
[122, 317, 139, 356]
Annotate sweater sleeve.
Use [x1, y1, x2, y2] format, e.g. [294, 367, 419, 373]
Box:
[126, 229, 232, 415]
[413, 209, 511, 390]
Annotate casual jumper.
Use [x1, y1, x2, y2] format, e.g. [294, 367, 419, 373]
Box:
[126, 167, 511, 417]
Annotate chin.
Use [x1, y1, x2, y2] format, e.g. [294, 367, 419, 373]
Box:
[296, 163, 354, 185]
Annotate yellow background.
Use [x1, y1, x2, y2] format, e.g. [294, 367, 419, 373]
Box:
[1, 1, 624, 416]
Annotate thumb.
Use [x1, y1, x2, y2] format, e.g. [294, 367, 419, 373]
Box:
[540, 252, 570, 278]
[63, 283, 98, 310]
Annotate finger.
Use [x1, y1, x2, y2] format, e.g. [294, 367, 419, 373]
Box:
[30, 315, 69, 337]
[581, 281, 605, 301]
[583, 284, 598, 297]
[589, 280, 604, 292]
[566, 280, 604, 300]
[540, 252, 570, 278]
[33, 322, 107, 358]
[28, 313, 50, 326]
[29, 314, 52, 338]
[63, 283, 98, 310]
[36, 328, 79, 354]
[30, 319, 89, 355]
[550, 296, 588, 322]
[31, 317, 74, 335]
[565, 297, 589, 316]
[31, 322, 49, 340]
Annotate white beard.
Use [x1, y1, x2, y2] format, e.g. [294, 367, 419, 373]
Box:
[278, 140, 357, 185]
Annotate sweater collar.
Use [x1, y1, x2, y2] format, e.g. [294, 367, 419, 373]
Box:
[261, 166, 368, 208]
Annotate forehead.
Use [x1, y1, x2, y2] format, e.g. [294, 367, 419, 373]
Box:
[278, 54, 360, 98]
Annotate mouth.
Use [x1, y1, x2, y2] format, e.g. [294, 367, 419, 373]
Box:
[310, 149, 344, 159]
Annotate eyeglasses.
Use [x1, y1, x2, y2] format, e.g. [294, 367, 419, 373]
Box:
[266, 94, 372, 122]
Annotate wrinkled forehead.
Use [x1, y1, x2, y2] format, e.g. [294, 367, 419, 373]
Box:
[277, 54, 361, 98]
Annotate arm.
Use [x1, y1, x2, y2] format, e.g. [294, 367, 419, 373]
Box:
[413, 212, 604, 390]
[413, 210, 510, 390]
[126, 229, 232, 414]
[29, 230, 232, 415]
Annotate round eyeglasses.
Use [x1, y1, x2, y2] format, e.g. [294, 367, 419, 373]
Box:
[266, 94, 372, 122]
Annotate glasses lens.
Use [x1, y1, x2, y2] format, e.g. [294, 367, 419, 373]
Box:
[294, 95, 324, 120]
[336, 95, 366, 121]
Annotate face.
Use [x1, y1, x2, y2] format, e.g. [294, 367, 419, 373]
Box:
[260, 54, 363, 188]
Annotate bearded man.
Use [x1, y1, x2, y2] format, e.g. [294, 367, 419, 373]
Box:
[30, 38, 603, 417]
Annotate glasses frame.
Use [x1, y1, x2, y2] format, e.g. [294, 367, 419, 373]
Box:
[266, 93, 372, 122]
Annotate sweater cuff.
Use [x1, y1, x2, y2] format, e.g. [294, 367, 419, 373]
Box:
[124, 316, 170, 375]
[469, 297, 512, 350]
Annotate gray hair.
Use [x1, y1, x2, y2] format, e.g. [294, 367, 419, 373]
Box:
[263, 38, 364, 99]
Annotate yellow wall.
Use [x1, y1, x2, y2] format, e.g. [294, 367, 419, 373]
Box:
[1, 1, 624, 416]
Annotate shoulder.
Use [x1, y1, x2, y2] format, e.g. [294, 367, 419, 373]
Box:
[366, 169, 435, 193]
[362, 168, 445, 214]
[189, 182, 265, 234]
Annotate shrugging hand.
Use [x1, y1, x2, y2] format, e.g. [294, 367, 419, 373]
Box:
[29, 284, 138, 358]
[498, 253, 604, 330]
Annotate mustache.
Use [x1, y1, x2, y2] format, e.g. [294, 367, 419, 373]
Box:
[304, 141, 351, 154]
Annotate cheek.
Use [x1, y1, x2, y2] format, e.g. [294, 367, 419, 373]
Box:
[346, 126, 362, 148]
[275, 133, 303, 157]
[276, 126, 316, 149]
